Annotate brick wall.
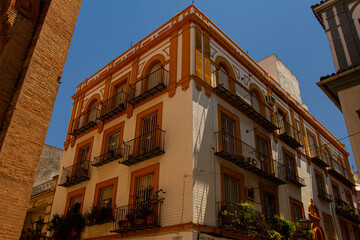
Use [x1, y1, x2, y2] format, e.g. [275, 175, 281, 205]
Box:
[0, 0, 82, 239]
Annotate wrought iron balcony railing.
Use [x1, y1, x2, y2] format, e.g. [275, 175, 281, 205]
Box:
[212, 69, 278, 132]
[70, 108, 99, 136]
[31, 180, 53, 196]
[111, 199, 162, 232]
[214, 131, 286, 185]
[308, 145, 330, 168]
[86, 199, 114, 226]
[278, 120, 302, 149]
[286, 171, 306, 187]
[318, 189, 332, 202]
[99, 91, 127, 121]
[59, 160, 90, 187]
[120, 127, 165, 166]
[92, 146, 123, 167]
[128, 67, 169, 105]
[328, 161, 355, 187]
[335, 199, 360, 224]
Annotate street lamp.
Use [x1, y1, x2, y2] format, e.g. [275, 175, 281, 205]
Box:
[32, 219, 45, 239]
[298, 219, 312, 231]
[296, 219, 312, 240]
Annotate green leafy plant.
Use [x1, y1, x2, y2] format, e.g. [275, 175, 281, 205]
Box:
[47, 204, 85, 240]
[269, 215, 295, 240]
[85, 206, 113, 225]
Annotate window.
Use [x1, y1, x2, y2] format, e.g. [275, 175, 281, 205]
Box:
[94, 178, 117, 209]
[74, 145, 90, 178]
[65, 188, 86, 214]
[284, 150, 297, 182]
[315, 172, 327, 196]
[78, 145, 90, 163]
[221, 114, 235, 154]
[324, 148, 331, 164]
[221, 166, 244, 203]
[307, 133, 317, 157]
[112, 83, 126, 109]
[139, 112, 158, 154]
[295, 120, 302, 144]
[99, 122, 124, 163]
[129, 163, 159, 205]
[86, 101, 98, 124]
[218, 64, 229, 90]
[260, 184, 278, 219]
[344, 190, 353, 206]
[106, 131, 120, 153]
[322, 213, 335, 240]
[339, 220, 350, 240]
[277, 108, 288, 134]
[147, 62, 162, 91]
[331, 182, 340, 201]
[289, 197, 304, 222]
[256, 132, 271, 174]
[353, 225, 360, 240]
[251, 91, 261, 113]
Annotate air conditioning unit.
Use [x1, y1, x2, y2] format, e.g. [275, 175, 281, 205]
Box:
[265, 95, 276, 106]
[251, 158, 258, 166]
[246, 187, 255, 201]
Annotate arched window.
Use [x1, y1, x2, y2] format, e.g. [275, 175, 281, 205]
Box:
[251, 91, 261, 113]
[147, 62, 162, 90]
[86, 101, 98, 124]
[323, 148, 331, 165]
[218, 64, 229, 90]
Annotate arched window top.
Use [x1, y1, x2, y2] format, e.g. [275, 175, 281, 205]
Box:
[148, 62, 162, 75]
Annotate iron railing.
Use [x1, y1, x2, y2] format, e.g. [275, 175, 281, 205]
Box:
[286, 171, 306, 187]
[71, 108, 99, 136]
[128, 68, 169, 105]
[212, 69, 278, 132]
[328, 160, 355, 187]
[120, 127, 165, 166]
[111, 199, 162, 232]
[214, 131, 286, 185]
[318, 189, 332, 202]
[92, 146, 123, 167]
[59, 160, 90, 187]
[308, 145, 330, 168]
[99, 91, 127, 121]
[86, 199, 114, 226]
[31, 180, 53, 196]
[278, 120, 302, 149]
[335, 199, 360, 224]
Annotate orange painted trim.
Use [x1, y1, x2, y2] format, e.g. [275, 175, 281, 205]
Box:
[181, 22, 191, 80]
[103, 76, 112, 103]
[220, 165, 245, 202]
[259, 183, 279, 216]
[140, 54, 166, 79]
[215, 55, 236, 94]
[276, 104, 290, 134]
[168, 31, 178, 97]
[129, 163, 160, 205]
[100, 121, 125, 156]
[289, 197, 305, 222]
[65, 187, 86, 215]
[83, 94, 101, 113]
[93, 177, 118, 209]
[306, 129, 318, 157]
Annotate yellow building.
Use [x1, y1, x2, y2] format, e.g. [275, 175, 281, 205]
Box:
[51, 5, 359, 240]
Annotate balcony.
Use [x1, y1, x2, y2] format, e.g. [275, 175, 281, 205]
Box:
[328, 161, 355, 187]
[128, 67, 169, 105]
[212, 69, 278, 132]
[286, 172, 306, 187]
[70, 108, 99, 136]
[120, 128, 165, 166]
[92, 146, 123, 167]
[59, 160, 90, 187]
[309, 145, 330, 168]
[86, 199, 114, 226]
[31, 180, 52, 196]
[318, 189, 332, 202]
[335, 199, 360, 224]
[99, 91, 127, 121]
[111, 199, 162, 232]
[214, 131, 286, 185]
[278, 120, 302, 149]
[217, 201, 268, 237]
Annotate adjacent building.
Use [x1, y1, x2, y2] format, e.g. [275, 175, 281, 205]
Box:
[312, 0, 360, 175]
[20, 144, 63, 239]
[51, 5, 359, 240]
[0, 0, 82, 239]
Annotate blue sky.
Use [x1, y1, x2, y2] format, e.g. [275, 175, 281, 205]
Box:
[45, 0, 356, 171]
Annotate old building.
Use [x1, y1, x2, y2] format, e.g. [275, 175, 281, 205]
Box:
[312, 0, 360, 176]
[20, 144, 63, 239]
[51, 5, 359, 240]
[0, 0, 82, 239]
